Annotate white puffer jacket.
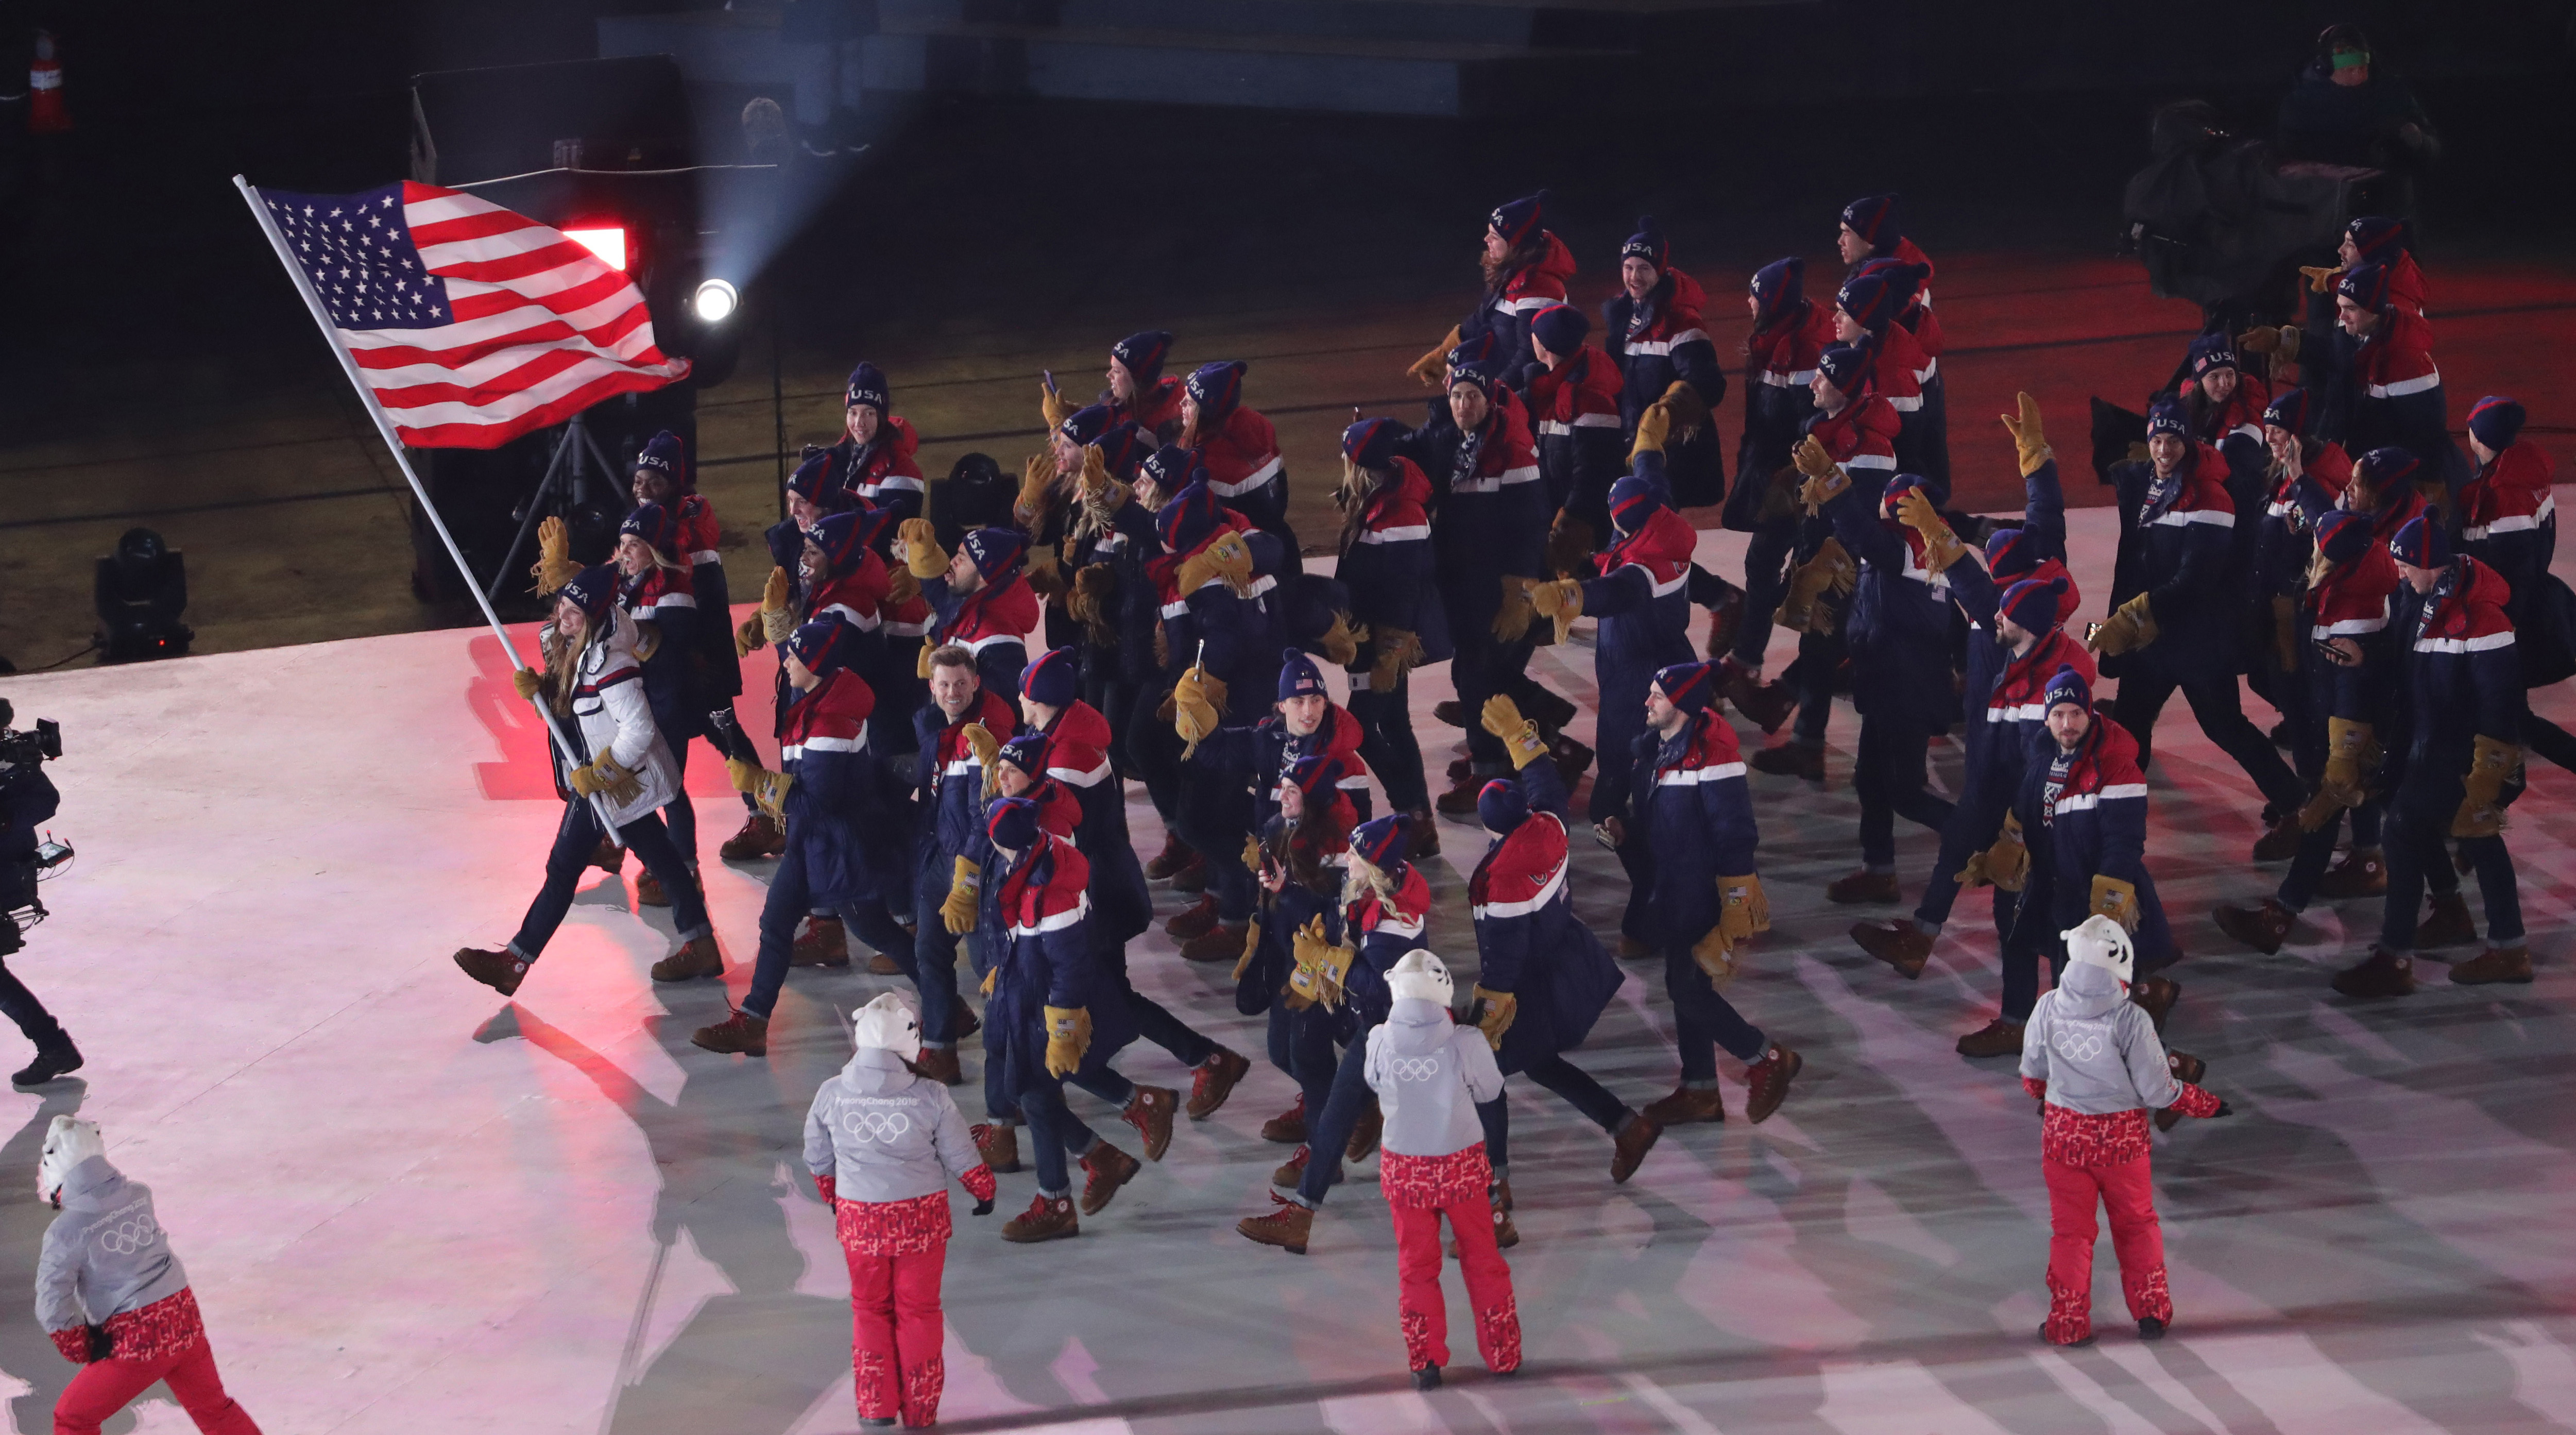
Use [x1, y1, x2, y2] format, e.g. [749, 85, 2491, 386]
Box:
[562, 609, 679, 828]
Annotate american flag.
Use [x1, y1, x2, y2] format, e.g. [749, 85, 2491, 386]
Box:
[253, 180, 689, 448]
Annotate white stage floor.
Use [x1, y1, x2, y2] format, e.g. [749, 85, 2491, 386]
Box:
[6, 504, 2576, 1433]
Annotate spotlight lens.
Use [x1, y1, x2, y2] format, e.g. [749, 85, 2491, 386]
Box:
[693, 278, 739, 324]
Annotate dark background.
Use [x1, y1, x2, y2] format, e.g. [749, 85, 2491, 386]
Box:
[4, 0, 2571, 438]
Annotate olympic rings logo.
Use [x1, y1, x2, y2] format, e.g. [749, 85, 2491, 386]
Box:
[1388, 1057, 1441, 1082]
[95, 1217, 159, 1256]
[841, 1109, 914, 1143]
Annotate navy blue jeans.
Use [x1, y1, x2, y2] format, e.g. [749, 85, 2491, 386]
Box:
[510, 800, 710, 960]
[1347, 677, 1429, 814]
[1664, 943, 1766, 1081]
[1855, 715, 1955, 869]
[740, 841, 917, 1026]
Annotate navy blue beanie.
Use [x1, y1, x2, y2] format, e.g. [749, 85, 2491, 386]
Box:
[2468, 396, 2526, 452]
[1021, 646, 1081, 709]
[1278, 647, 1327, 701]
[2042, 664, 2092, 715]
[1840, 194, 1901, 251]
[633, 429, 686, 482]
[1112, 330, 1173, 384]
[960, 527, 1029, 583]
[559, 564, 619, 620]
[986, 796, 1041, 853]
[1620, 215, 1668, 272]
[1751, 256, 1805, 329]
[2346, 216, 2406, 264]
[1653, 661, 1715, 714]
[2186, 332, 2239, 378]
[1998, 577, 2068, 636]
[1060, 402, 1114, 448]
[845, 362, 890, 413]
[2355, 446, 2419, 495]
[1351, 814, 1410, 874]
[2315, 508, 2374, 565]
[997, 731, 1050, 777]
[1185, 361, 1247, 424]
[787, 617, 855, 676]
[2337, 263, 2393, 313]
[1815, 344, 1869, 394]
[1095, 420, 1150, 480]
[1489, 192, 1547, 249]
[1609, 471, 1663, 536]
[1140, 445, 1200, 496]
[788, 447, 838, 502]
[1476, 778, 1528, 834]
[805, 510, 869, 575]
[620, 501, 682, 559]
[1343, 417, 1407, 471]
[2391, 513, 2448, 568]
[1531, 303, 1589, 358]
[2263, 387, 2316, 437]
[2145, 398, 2189, 440]
[1154, 480, 1223, 554]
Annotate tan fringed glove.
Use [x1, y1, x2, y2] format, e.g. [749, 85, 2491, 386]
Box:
[2300, 717, 2381, 831]
[1659, 380, 1707, 440]
[1529, 577, 1584, 643]
[1775, 538, 1854, 636]
[1630, 399, 1671, 458]
[531, 515, 582, 596]
[1470, 987, 1517, 1051]
[1015, 453, 1056, 527]
[1042, 1006, 1092, 1078]
[897, 519, 948, 581]
[1408, 326, 1462, 387]
[1317, 612, 1360, 667]
[2086, 593, 2158, 655]
[1479, 694, 1548, 770]
[1176, 530, 1254, 596]
[941, 856, 981, 935]
[1717, 873, 1769, 944]
[1040, 380, 1078, 431]
[1893, 488, 1967, 575]
[1069, 564, 1119, 647]
[2000, 391, 2051, 476]
[570, 752, 646, 805]
[2454, 735, 2521, 838]
[1491, 575, 1539, 642]
[1793, 436, 1848, 512]
[511, 667, 543, 701]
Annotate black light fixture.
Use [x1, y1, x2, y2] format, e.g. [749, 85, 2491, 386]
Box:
[93, 527, 192, 663]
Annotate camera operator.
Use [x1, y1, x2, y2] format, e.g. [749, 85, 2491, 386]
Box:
[0, 699, 80, 1087]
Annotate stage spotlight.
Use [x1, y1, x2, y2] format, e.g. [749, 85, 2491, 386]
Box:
[94, 527, 192, 663]
[692, 278, 739, 324]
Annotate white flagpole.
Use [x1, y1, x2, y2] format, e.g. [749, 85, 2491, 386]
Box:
[233, 175, 616, 829]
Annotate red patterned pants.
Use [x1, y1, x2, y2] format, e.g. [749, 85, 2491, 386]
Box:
[845, 1242, 948, 1427]
[56, 1339, 261, 1435]
[2042, 1153, 2171, 1344]
[1390, 1196, 1521, 1374]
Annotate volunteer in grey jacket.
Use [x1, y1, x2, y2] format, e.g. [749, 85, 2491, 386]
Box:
[35, 1117, 262, 1435]
[804, 993, 998, 1430]
[1363, 952, 1521, 1388]
[2018, 917, 2225, 1349]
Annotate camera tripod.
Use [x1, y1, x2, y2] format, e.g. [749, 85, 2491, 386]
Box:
[485, 411, 627, 603]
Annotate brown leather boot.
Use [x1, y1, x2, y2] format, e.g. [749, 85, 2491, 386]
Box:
[2449, 945, 2534, 985]
[1434, 768, 1489, 816]
[2213, 898, 2297, 955]
[650, 936, 723, 983]
[635, 869, 669, 907]
[790, 916, 850, 968]
[1954, 1018, 2024, 1058]
[867, 951, 903, 976]
[1180, 922, 1249, 964]
[1703, 587, 1746, 662]
[718, 812, 784, 860]
[2314, 848, 2387, 899]
[1745, 1044, 1803, 1124]
[591, 835, 624, 874]
[1726, 669, 1798, 735]
[1001, 1193, 1078, 1242]
[954, 1007, 981, 1041]
[690, 1008, 768, 1056]
[1641, 1084, 1724, 1125]
[1406, 807, 1442, 858]
[1169, 854, 1209, 894]
[1750, 742, 1825, 781]
[1078, 1142, 1141, 1216]
[1344, 1098, 1383, 1161]
[909, 1046, 963, 1086]
[1144, 834, 1194, 880]
[1237, 1194, 1313, 1254]
[1271, 1144, 1313, 1189]
[1122, 1085, 1178, 1161]
[2129, 976, 2180, 1032]
[2251, 813, 2302, 862]
[1260, 1095, 1307, 1143]
[1827, 870, 1901, 905]
[973, 1122, 1021, 1173]
[2332, 947, 2417, 999]
[1164, 894, 1220, 940]
[1447, 755, 1474, 782]
[1852, 919, 1932, 977]
[2413, 892, 2477, 948]
[1187, 1047, 1252, 1120]
[1432, 700, 1468, 729]
[453, 947, 527, 998]
[1609, 1111, 1664, 1184]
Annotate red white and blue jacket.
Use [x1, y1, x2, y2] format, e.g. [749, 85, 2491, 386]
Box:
[1602, 267, 1724, 432]
[2109, 441, 2244, 684]
[921, 570, 1040, 701]
[1626, 708, 1756, 946]
[2305, 291, 2453, 480]
[1460, 232, 1576, 386]
[1578, 490, 1698, 681]
[1336, 455, 1449, 666]
[778, 669, 895, 905]
[2252, 440, 2352, 598]
[1525, 343, 1627, 515]
[829, 417, 926, 521]
[2389, 556, 2524, 794]
[1420, 387, 1549, 628]
[806, 558, 891, 634]
[988, 831, 1131, 1084]
[1467, 758, 1623, 1074]
[1039, 701, 1152, 949]
[2456, 441, 2558, 660]
[2012, 717, 2169, 964]
[1860, 322, 1926, 413]
[1730, 297, 1837, 530]
[2191, 371, 2272, 446]
[1197, 702, 1373, 830]
[671, 494, 742, 701]
[1152, 511, 1282, 723]
[1822, 483, 1961, 732]
[1341, 861, 1429, 1026]
[911, 688, 1020, 873]
[1113, 376, 1185, 444]
[620, 566, 704, 746]
[1883, 238, 1945, 360]
[1197, 406, 1288, 533]
[2304, 542, 2400, 727]
[1807, 393, 1900, 480]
